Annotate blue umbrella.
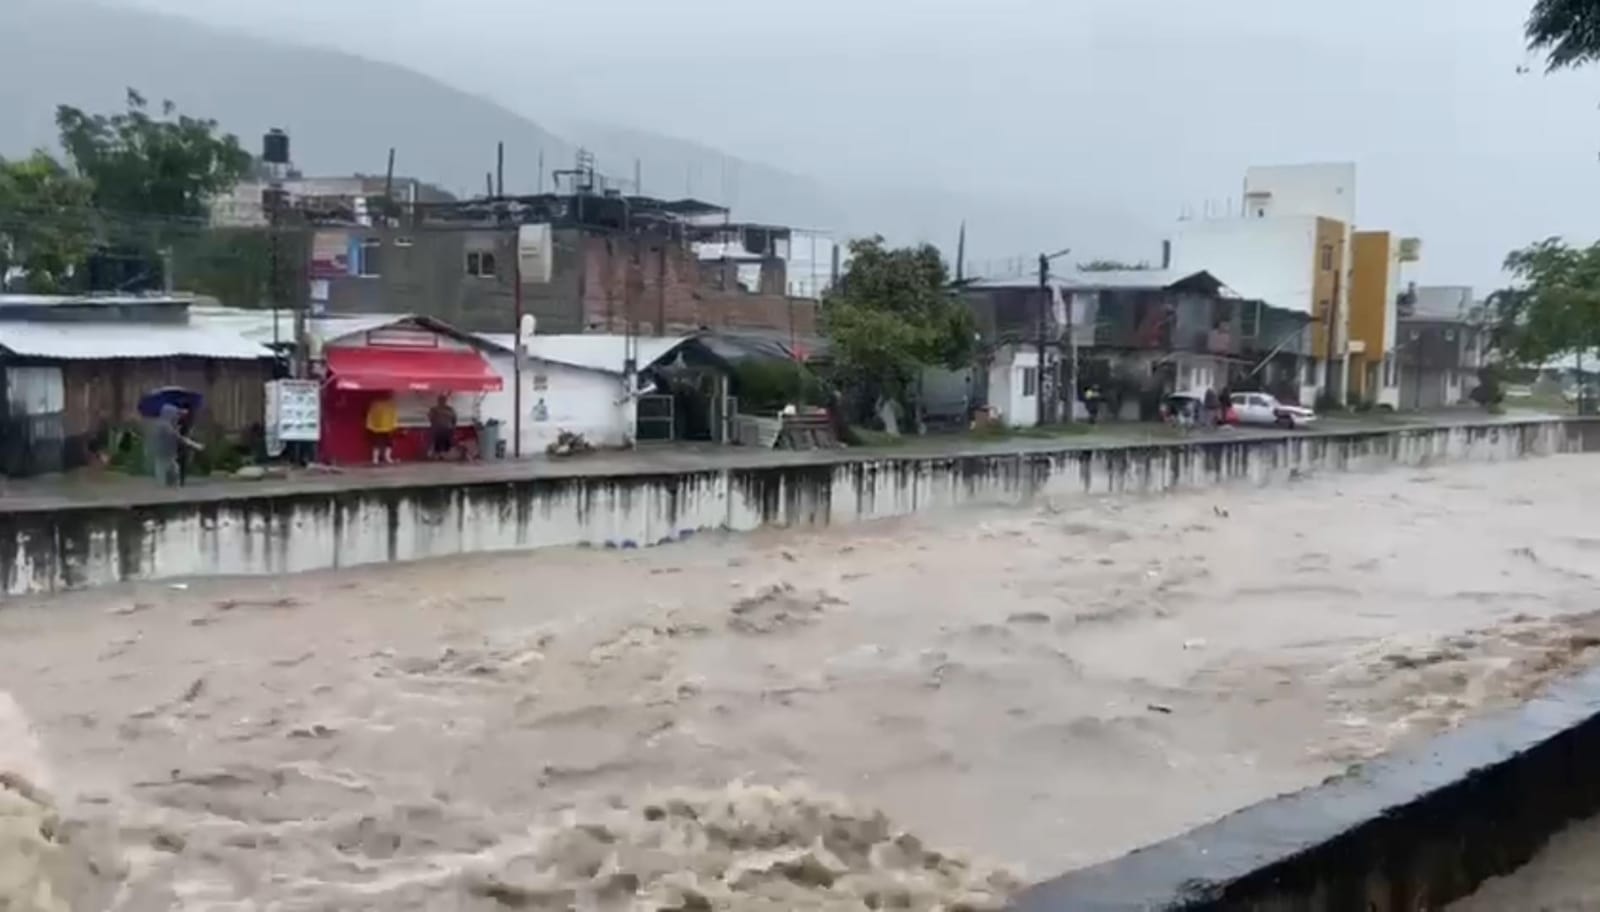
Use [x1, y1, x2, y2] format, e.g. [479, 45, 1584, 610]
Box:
[137, 387, 204, 419]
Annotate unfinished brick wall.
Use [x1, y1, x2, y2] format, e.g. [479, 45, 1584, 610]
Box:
[577, 234, 818, 339]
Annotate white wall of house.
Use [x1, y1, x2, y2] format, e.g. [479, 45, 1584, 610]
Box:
[1243, 163, 1357, 224]
[986, 347, 1039, 428]
[482, 354, 633, 453]
[1376, 352, 1402, 409]
[1172, 355, 1223, 394]
[1171, 216, 1319, 315]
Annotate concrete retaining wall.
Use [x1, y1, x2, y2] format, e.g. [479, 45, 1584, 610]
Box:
[1011, 662, 1600, 911]
[0, 419, 1582, 596]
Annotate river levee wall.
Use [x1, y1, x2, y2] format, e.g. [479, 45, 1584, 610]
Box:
[1, 419, 1591, 596]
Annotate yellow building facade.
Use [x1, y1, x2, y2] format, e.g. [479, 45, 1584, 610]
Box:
[1346, 231, 1392, 401]
[1308, 217, 1348, 395]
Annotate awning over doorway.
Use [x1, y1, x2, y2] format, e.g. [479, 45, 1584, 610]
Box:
[325, 346, 503, 392]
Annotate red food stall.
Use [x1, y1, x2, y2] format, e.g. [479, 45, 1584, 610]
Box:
[317, 318, 503, 464]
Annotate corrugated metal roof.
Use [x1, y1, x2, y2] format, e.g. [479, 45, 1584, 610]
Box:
[189, 308, 454, 348]
[0, 293, 198, 308]
[0, 321, 271, 360]
[972, 269, 1231, 294]
[472, 333, 695, 375]
[313, 313, 494, 349]
[187, 305, 298, 346]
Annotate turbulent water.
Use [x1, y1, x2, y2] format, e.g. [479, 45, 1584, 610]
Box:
[4, 455, 1600, 909]
[1450, 814, 1600, 910]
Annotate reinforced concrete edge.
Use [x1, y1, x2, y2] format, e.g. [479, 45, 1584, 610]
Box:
[1011, 663, 1600, 910]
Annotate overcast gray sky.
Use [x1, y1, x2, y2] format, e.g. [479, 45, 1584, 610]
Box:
[113, 0, 1600, 287]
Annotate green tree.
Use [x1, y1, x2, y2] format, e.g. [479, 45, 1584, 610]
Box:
[57, 88, 253, 218]
[0, 152, 95, 292]
[1527, 0, 1600, 69]
[55, 88, 252, 252]
[1490, 238, 1600, 364]
[822, 237, 976, 411]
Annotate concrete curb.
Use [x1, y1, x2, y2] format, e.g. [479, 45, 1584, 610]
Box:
[1011, 662, 1600, 911]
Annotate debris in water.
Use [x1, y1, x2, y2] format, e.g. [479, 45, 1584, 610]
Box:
[1146, 703, 1175, 715]
[106, 602, 151, 617]
[179, 677, 207, 704]
[728, 584, 841, 635]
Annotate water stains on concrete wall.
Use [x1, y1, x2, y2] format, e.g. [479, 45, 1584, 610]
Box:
[0, 420, 1584, 597]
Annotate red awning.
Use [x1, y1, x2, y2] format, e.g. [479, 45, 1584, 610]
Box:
[326, 346, 503, 392]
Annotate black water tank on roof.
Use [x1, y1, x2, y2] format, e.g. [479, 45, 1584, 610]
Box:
[263, 129, 290, 165]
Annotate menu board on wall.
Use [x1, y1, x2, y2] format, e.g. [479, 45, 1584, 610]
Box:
[266, 379, 322, 449]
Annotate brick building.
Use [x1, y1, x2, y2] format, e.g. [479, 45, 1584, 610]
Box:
[302, 192, 819, 343]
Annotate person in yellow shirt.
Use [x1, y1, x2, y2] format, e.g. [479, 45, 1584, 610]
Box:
[365, 394, 398, 465]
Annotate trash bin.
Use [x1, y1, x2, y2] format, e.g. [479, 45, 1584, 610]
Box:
[478, 420, 502, 460]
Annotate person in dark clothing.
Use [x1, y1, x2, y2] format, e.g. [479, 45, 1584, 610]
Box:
[427, 395, 457, 460]
[148, 404, 202, 487]
[1202, 388, 1220, 428]
[175, 408, 195, 485]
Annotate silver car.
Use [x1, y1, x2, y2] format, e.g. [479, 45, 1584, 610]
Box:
[1229, 392, 1317, 429]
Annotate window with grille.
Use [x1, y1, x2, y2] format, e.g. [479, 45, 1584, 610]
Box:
[466, 250, 497, 278]
[358, 238, 382, 277]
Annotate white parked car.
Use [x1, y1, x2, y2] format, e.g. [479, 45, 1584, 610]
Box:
[1229, 392, 1317, 429]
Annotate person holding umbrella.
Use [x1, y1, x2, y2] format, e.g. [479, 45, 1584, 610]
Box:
[147, 404, 204, 487]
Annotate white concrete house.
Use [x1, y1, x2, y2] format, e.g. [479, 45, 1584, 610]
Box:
[475, 334, 732, 454]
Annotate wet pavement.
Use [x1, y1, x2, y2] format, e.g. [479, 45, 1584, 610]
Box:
[0, 411, 1552, 513]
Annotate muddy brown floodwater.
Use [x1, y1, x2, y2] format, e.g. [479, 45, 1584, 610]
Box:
[5, 455, 1600, 910]
[1450, 813, 1600, 910]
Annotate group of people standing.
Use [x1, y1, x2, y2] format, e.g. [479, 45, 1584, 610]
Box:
[364, 393, 459, 465]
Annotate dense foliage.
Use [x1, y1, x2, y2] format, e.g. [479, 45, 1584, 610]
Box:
[1527, 0, 1600, 70]
[0, 89, 251, 292]
[821, 237, 976, 405]
[0, 153, 94, 291]
[1490, 239, 1600, 365]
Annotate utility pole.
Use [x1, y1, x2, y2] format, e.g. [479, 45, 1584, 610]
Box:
[1324, 262, 1342, 403]
[1064, 285, 1076, 425]
[1037, 253, 1049, 427]
[955, 221, 966, 283]
[1579, 347, 1587, 415]
[1035, 247, 1074, 426]
[513, 239, 523, 458]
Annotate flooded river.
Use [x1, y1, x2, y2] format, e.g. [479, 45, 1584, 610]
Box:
[4, 454, 1600, 910]
[1451, 813, 1600, 910]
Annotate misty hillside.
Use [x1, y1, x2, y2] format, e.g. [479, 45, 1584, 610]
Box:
[0, 0, 1155, 267]
[0, 0, 843, 226]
